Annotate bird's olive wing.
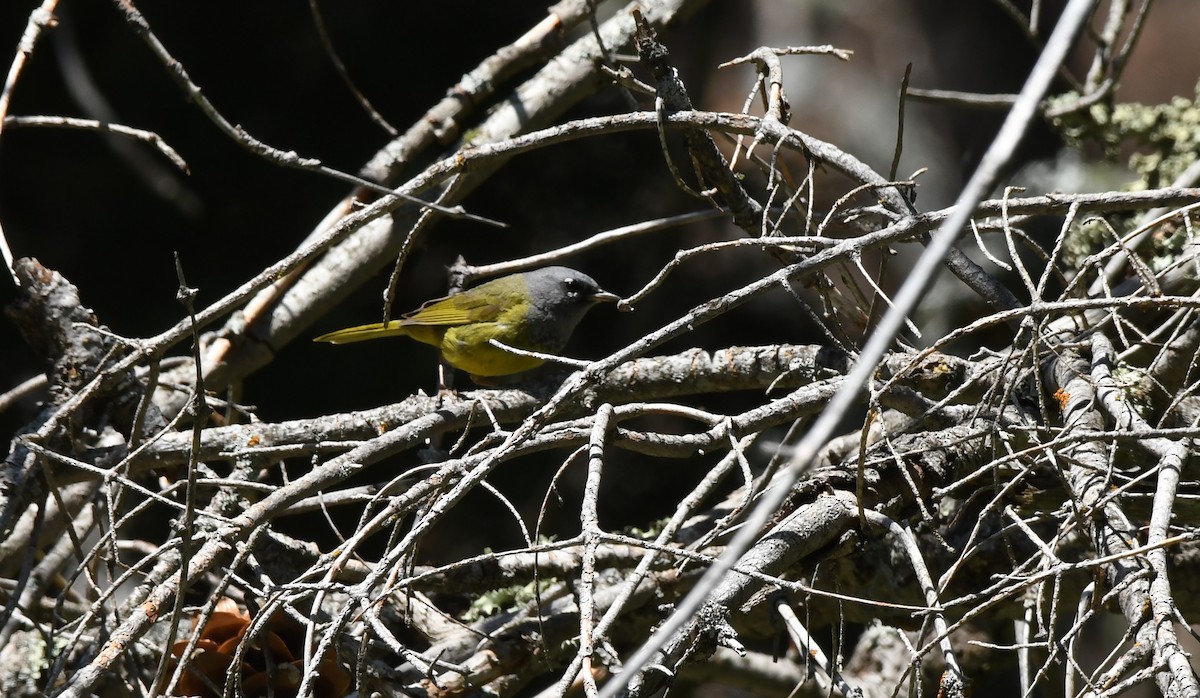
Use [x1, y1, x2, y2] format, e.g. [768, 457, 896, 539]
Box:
[400, 292, 505, 326]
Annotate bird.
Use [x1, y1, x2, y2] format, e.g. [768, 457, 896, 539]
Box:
[315, 266, 619, 379]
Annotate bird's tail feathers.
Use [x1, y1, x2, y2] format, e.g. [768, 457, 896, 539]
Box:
[314, 321, 408, 344]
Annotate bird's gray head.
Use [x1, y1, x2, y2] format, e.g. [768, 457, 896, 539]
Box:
[522, 266, 618, 347]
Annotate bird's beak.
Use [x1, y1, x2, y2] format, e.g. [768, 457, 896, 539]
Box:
[591, 290, 621, 304]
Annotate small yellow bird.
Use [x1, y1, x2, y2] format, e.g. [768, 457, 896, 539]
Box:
[315, 266, 619, 379]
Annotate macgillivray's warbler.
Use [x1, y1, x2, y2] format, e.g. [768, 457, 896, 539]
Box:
[315, 266, 619, 379]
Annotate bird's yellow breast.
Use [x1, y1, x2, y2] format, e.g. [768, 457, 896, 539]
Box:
[437, 322, 546, 377]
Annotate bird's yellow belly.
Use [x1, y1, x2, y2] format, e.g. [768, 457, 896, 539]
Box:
[439, 323, 546, 377]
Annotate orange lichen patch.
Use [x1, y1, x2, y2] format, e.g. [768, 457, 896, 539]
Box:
[166, 599, 350, 698]
[1052, 388, 1070, 412]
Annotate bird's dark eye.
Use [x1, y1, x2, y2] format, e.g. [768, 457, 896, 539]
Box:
[561, 277, 581, 298]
